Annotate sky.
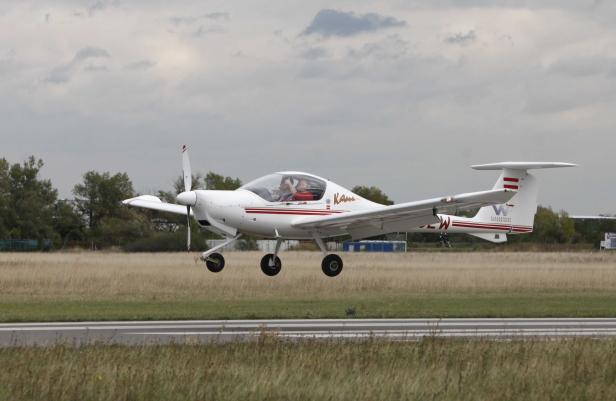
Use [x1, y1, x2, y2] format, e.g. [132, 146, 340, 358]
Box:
[1, 0, 614, 214]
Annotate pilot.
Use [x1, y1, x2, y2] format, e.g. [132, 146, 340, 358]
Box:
[290, 179, 314, 201]
[277, 176, 294, 201]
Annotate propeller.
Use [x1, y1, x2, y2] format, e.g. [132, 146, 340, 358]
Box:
[181, 145, 193, 252]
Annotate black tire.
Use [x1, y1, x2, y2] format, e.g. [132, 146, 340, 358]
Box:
[321, 254, 343, 277]
[260, 253, 282, 276]
[205, 252, 225, 273]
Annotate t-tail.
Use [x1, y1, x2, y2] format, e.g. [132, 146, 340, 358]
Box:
[468, 162, 576, 243]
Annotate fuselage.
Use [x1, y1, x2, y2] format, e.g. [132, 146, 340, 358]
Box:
[190, 171, 530, 239]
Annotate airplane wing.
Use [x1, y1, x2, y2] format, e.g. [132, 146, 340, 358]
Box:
[570, 215, 616, 220]
[122, 195, 191, 216]
[292, 188, 516, 238]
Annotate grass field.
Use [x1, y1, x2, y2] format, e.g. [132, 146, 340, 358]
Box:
[1, 251, 616, 321]
[1, 338, 616, 401]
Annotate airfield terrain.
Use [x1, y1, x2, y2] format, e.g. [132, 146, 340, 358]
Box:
[1, 251, 616, 321]
[2, 251, 616, 400]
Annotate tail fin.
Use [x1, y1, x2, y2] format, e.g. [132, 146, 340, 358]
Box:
[471, 162, 575, 233]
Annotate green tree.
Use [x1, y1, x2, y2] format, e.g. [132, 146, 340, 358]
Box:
[513, 206, 576, 244]
[204, 172, 242, 190]
[73, 171, 135, 229]
[52, 200, 85, 247]
[1, 157, 58, 243]
[0, 158, 10, 238]
[173, 173, 203, 195]
[172, 172, 242, 193]
[73, 171, 146, 248]
[351, 185, 394, 205]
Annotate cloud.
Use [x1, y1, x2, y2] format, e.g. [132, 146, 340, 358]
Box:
[301, 47, 328, 59]
[170, 12, 230, 26]
[444, 30, 477, 46]
[548, 56, 616, 77]
[125, 60, 156, 71]
[302, 9, 406, 37]
[45, 46, 110, 84]
[74, 47, 110, 62]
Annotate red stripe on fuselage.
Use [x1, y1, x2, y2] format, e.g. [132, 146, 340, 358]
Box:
[503, 184, 519, 190]
[452, 221, 533, 232]
[503, 177, 519, 182]
[245, 211, 334, 216]
[244, 208, 343, 216]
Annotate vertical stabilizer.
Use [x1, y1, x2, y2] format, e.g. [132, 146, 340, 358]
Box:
[470, 162, 575, 234]
[473, 169, 537, 232]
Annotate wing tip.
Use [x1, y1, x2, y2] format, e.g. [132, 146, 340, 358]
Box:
[471, 162, 577, 170]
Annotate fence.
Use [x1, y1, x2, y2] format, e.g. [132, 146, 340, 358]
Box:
[0, 239, 40, 251]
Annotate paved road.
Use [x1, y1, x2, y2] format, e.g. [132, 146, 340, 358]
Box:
[2, 318, 616, 346]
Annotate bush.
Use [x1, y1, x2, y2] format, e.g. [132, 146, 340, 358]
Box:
[123, 230, 209, 252]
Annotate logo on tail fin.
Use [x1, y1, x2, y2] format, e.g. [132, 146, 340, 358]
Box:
[492, 204, 509, 216]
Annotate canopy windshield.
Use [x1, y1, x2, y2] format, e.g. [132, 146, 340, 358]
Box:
[240, 173, 326, 202]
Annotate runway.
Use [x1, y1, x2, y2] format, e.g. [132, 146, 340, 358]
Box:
[3, 318, 616, 346]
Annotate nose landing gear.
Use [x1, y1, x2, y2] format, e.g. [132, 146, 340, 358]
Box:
[205, 252, 225, 272]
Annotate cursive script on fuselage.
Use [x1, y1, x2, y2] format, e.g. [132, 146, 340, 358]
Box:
[334, 193, 356, 205]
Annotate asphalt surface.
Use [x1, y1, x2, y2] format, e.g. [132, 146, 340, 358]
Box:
[4, 318, 616, 346]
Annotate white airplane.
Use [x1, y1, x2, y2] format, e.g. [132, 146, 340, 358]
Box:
[123, 146, 575, 277]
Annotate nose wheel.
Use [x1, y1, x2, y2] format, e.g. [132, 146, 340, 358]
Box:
[260, 253, 282, 276]
[204, 252, 225, 273]
[321, 254, 343, 277]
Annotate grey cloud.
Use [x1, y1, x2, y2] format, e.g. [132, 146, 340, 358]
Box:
[45, 46, 110, 84]
[88, 0, 122, 16]
[83, 65, 108, 73]
[192, 25, 224, 37]
[125, 60, 156, 70]
[444, 30, 477, 45]
[303, 9, 406, 37]
[0, 50, 20, 76]
[301, 47, 328, 59]
[74, 47, 110, 61]
[88, 1, 106, 15]
[170, 12, 230, 26]
[548, 56, 616, 77]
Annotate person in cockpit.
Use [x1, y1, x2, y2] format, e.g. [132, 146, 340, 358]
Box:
[276, 176, 295, 201]
[290, 178, 314, 201]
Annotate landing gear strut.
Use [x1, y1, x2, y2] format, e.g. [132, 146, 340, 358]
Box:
[314, 235, 343, 277]
[260, 235, 283, 277]
[200, 234, 242, 273]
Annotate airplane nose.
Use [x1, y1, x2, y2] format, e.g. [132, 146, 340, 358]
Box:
[176, 191, 197, 206]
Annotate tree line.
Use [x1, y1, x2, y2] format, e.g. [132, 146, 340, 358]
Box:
[0, 155, 613, 251]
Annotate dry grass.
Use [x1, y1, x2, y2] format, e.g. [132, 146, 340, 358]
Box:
[0, 251, 615, 300]
[2, 338, 616, 401]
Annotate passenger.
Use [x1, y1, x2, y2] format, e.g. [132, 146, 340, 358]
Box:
[291, 179, 314, 201]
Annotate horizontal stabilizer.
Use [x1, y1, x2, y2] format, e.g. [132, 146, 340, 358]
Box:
[471, 162, 576, 171]
[469, 232, 507, 243]
[570, 215, 616, 220]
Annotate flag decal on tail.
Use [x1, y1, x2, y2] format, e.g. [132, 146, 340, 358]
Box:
[503, 177, 519, 190]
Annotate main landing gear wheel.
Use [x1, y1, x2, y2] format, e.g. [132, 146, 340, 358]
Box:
[260, 253, 282, 276]
[321, 254, 343, 277]
[205, 252, 225, 273]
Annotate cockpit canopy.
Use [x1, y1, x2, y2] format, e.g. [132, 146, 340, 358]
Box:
[240, 173, 326, 202]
